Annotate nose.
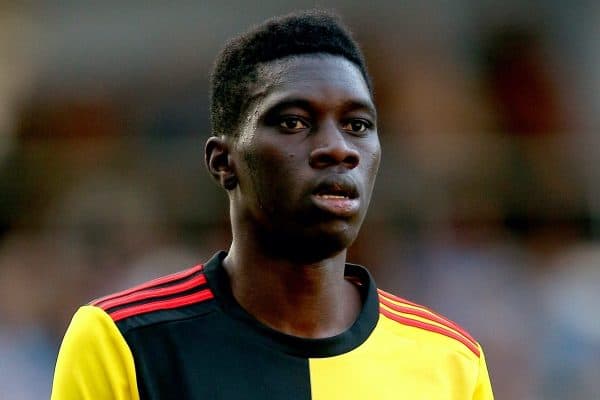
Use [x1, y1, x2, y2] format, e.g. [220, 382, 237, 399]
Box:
[309, 122, 360, 170]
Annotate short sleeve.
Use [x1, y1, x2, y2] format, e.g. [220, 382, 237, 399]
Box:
[51, 305, 139, 400]
[472, 345, 494, 400]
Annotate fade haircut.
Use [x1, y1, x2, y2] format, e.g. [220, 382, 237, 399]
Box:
[209, 10, 372, 137]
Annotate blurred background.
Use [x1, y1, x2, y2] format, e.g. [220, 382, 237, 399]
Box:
[1, 1, 599, 398]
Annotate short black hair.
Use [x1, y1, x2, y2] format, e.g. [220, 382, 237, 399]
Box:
[209, 10, 372, 137]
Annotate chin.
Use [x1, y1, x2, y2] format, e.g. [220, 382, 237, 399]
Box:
[267, 225, 358, 263]
[307, 236, 353, 262]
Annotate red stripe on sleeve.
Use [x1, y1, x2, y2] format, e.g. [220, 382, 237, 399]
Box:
[377, 289, 477, 345]
[95, 274, 208, 310]
[378, 295, 477, 346]
[380, 308, 480, 357]
[109, 289, 214, 322]
[377, 288, 423, 307]
[91, 264, 203, 306]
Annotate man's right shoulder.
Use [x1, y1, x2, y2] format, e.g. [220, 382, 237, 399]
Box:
[88, 263, 216, 333]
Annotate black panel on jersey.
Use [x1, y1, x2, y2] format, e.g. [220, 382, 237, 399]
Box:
[114, 251, 380, 399]
[124, 311, 311, 400]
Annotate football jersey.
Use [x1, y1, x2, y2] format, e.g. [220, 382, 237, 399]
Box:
[51, 251, 494, 399]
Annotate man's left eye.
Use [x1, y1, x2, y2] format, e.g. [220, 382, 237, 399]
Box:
[342, 120, 371, 133]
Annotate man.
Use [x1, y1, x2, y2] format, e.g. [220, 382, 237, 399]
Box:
[52, 10, 494, 399]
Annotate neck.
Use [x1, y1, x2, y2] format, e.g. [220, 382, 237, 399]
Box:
[223, 237, 362, 339]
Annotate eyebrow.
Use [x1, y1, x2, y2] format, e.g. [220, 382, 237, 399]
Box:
[341, 99, 378, 119]
[258, 97, 378, 120]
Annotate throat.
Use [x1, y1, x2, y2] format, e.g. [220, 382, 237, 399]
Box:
[223, 252, 362, 339]
[261, 279, 362, 339]
[269, 279, 362, 338]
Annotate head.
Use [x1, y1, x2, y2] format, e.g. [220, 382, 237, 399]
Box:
[209, 10, 372, 139]
[206, 10, 381, 262]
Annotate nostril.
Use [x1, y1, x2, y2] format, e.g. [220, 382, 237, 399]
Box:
[343, 154, 360, 169]
[309, 153, 335, 169]
[309, 146, 360, 169]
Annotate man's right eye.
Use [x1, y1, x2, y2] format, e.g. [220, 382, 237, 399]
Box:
[279, 117, 309, 131]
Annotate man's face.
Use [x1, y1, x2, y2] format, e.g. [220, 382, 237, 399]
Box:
[230, 54, 381, 260]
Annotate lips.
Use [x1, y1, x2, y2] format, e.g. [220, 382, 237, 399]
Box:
[312, 176, 359, 199]
[311, 176, 360, 217]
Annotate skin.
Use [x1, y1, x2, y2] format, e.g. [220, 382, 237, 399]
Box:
[205, 54, 381, 338]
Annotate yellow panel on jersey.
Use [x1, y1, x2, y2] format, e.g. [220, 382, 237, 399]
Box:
[51, 306, 139, 400]
[309, 292, 493, 400]
[309, 305, 493, 400]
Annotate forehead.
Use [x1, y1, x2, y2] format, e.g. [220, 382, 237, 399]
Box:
[249, 54, 374, 111]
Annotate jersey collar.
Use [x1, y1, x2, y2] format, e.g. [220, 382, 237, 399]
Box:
[203, 251, 380, 358]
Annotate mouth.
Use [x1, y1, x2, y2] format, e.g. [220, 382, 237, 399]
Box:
[311, 177, 360, 217]
[312, 176, 359, 198]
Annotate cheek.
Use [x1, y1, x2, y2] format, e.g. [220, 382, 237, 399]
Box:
[368, 146, 381, 170]
[241, 141, 302, 198]
[243, 142, 292, 175]
[361, 141, 381, 182]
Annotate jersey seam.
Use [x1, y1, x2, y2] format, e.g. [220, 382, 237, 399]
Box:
[116, 307, 218, 336]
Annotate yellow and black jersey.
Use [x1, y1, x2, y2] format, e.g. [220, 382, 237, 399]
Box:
[52, 251, 494, 399]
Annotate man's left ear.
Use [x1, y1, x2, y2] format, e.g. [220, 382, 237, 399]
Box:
[205, 136, 238, 190]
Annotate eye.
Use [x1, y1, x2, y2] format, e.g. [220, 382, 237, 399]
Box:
[341, 119, 372, 134]
[279, 117, 309, 131]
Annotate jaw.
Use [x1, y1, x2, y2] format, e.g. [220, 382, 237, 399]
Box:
[232, 182, 373, 262]
[252, 211, 364, 263]
[258, 229, 353, 264]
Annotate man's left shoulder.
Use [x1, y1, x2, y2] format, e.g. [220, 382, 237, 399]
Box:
[376, 288, 482, 358]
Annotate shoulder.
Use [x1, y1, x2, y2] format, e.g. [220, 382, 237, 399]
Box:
[52, 305, 140, 399]
[89, 263, 215, 332]
[376, 288, 482, 358]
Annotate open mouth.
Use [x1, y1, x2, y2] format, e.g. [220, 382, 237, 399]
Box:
[311, 177, 360, 216]
[312, 180, 359, 200]
[317, 194, 350, 199]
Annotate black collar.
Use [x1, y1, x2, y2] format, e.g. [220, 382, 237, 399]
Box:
[203, 251, 380, 358]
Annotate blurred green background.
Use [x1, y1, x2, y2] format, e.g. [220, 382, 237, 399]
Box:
[1, 1, 599, 398]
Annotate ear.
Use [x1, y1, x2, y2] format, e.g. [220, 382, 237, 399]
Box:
[205, 136, 238, 190]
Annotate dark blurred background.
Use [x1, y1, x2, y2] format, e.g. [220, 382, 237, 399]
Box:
[1, 1, 599, 398]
